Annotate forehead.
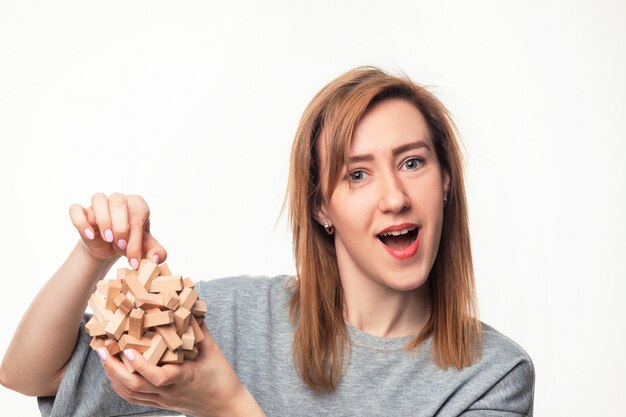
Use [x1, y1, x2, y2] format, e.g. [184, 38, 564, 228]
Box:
[350, 98, 433, 155]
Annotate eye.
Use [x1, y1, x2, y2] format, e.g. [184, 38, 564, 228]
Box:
[402, 157, 423, 171]
[348, 170, 368, 182]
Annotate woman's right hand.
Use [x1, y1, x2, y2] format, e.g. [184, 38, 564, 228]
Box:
[69, 193, 167, 269]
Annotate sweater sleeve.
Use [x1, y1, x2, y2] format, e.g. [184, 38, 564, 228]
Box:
[37, 314, 176, 417]
[460, 353, 535, 417]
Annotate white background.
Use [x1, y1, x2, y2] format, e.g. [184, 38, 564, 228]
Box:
[1, 1, 625, 416]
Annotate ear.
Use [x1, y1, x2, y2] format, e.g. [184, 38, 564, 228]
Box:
[314, 202, 330, 227]
[443, 169, 451, 196]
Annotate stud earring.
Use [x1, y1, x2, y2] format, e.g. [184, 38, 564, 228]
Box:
[443, 193, 448, 207]
[323, 221, 334, 235]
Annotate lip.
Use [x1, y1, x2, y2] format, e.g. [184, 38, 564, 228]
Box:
[376, 224, 421, 260]
[376, 222, 419, 236]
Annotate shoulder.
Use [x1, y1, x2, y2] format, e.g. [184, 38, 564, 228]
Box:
[462, 321, 535, 415]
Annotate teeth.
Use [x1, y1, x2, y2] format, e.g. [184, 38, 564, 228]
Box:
[379, 227, 416, 237]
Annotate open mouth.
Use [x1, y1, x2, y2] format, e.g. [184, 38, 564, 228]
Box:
[377, 227, 419, 250]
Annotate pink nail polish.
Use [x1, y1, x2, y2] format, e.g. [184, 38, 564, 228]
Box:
[129, 258, 139, 270]
[84, 228, 95, 240]
[123, 349, 135, 360]
[152, 254, 159, 264]
[97, 347, 108, 362]
[104, 229, 114, 242]
[117, 239, 127, 250]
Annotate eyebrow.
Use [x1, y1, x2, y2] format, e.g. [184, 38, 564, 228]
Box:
[348, 140, 432, 164]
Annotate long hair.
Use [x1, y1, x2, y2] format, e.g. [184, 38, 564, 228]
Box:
[286, 66, 481, 391]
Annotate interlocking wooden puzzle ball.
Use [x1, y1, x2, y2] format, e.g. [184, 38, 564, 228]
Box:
[85, 259, 207, 372]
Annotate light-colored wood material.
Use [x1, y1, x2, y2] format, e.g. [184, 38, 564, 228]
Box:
[155, 324, 183, 350]
[123, 271, 148, 298]
[178, 287, 198, 311]
[181, 326, 195, 350]
[150, 275, 183, 293]
[118, 334, 152, 353]
[174, 307, 191, 335]
[143, 310, 174, 328]
[189, 315, 205, 343]
[138, 259, 160, 289]
[159, 349, 184, 364]
[105, 308, 128, 340]
[128, 308, 145, 339]
[191, 300, 207, 317]
[143, 333, 167, 365]
[105, 280, 123, 311]
[113, 293, 133, 314]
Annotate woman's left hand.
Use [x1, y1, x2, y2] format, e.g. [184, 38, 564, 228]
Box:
[97, 322, 265, 417]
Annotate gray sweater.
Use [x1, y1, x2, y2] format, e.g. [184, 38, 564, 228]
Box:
[38, 275, 535, 416]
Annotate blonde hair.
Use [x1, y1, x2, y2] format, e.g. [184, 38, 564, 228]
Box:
[287, 66, 481, 391]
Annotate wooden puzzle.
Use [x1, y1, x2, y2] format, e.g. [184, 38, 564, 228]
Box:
[86, 259, 207, 372]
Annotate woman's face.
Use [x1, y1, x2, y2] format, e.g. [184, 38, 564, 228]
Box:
[318, 98, 449, 294]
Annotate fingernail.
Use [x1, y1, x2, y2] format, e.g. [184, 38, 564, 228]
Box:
[97, 347, 108, 362]
[123, 349, 135, 360]
[117, 239, 127, 250]
[152, 254, 159, 264]
[104, 229, 114, 242]
[84, 228, 95, 240]
[129, 258, 139, 270]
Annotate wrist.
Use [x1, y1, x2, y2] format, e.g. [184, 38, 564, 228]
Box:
[73, 241, 120, 278]
[213, 384, 265, 417]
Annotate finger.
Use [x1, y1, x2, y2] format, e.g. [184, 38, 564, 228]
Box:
[126, 195, 150, 270]
[143, 233, 168, 265]
[97, 348, 157, 394]
[109, 380, 162, 407]
[69, 204, 95, 241]
[91, 193, 114, 243]
[108, 193, 130, 251]
[121, 349, 182, 388]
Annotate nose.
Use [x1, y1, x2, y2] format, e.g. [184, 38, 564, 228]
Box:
[377, 172, 411, 214]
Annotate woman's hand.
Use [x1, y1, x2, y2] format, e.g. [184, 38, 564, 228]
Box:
[69, 192, 167, 269]
[98, 323, 266, 417]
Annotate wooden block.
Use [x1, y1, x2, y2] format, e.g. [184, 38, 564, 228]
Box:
[123, 271, 148, 298]
[191, 300, 207, 317]
[88, 294, 113, 322]
[121, 354, 136, 373]
[162, 289, 180, 310]
[135, 293, 164, 309]
[118, 334, 152, 353]
[116, 268, 132, 280]
[105, 280, 123, 311]
[149, 275, 183, 293]
[143, 310, 174, 328]
[105, 308, 128, 340]
[86, 316, 109, 337]
[189, 315, 205, 343]
[173, 307, 191, 335]
[156, 324, 183, 350]
[158, 263, 172, 276]
[128, 308, 145, 339]
[181, 326, 195, 350]
[113, 293, 133, 314]
[182, 277, 195, 289]
[90, 336, 105, 350]
[178, 287, 198, 310]
[159, 349, 184, 364]
[138, 259, 160, 289]
[143, 334, 167, 365]
[104, 338, 121, 356]
[183, 347, 198, 360]
[96, 280, 109, 297]
[126, 291, 136, 304]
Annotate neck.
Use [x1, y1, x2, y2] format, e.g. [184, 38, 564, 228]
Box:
[340, 273, 431, 339]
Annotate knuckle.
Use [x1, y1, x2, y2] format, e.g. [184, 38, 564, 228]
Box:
[127, 379, 143, 392]
[109, 196, 127, 209]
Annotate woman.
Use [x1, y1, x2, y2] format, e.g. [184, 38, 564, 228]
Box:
[0, 67, 535, 416]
